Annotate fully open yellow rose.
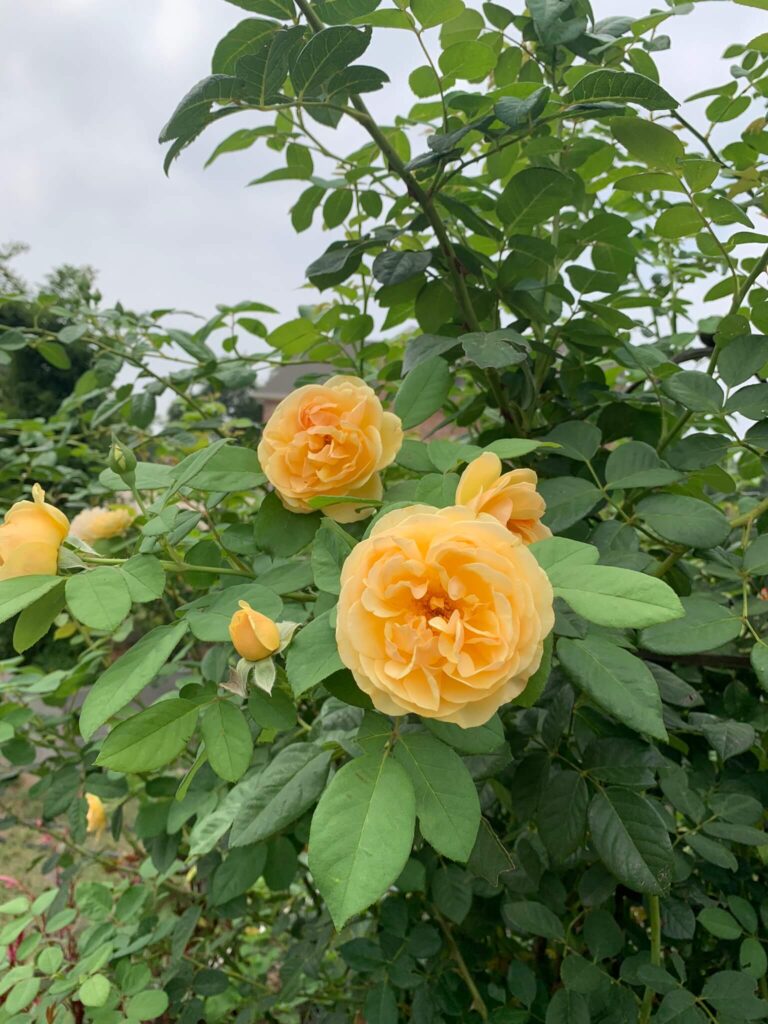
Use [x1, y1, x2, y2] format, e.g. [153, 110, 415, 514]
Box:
[456, 452, 551, 544]
[0, 483, 69, 581]
[257, 375, 402, 523]
[336, 504, 554, 727]
[229, 601, 281, 662]
[70, 505, 135, 546]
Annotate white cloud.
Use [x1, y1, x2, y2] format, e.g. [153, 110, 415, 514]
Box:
[1, 0, 763, 330]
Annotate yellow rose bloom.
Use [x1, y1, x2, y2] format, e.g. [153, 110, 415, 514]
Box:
[456, 452, 551, 544]
[69, 505, 135, 545]
[229, 601, 281, 662]
[336, 504, 554, 728]
[85, 793, 107, 836]
[0, 483, 69, 581]
[257, 375, 403, 523]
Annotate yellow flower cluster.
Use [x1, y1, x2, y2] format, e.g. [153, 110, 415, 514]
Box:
[260, 375, 554, 725]
[0, 376, 554, 726]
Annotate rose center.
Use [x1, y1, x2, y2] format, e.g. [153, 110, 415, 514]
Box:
[416, 592, 457, 622]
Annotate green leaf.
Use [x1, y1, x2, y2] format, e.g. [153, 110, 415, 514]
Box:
[77, 975, 110, 1008]
[255, 490, 321, 557]
[439, 41, 496, 80]
[537, 771, 589, 861]
[394, 356, 453, 429]
[588, 789, 673, 894]
[718, 334, 768, 387]
[614, 171, 686, 194]
[541, 421, 600, 462]
[545, 989, 590, 1024]
[605, 441, 681, 490]
[539, 478, 602, 532]
[80, 621, 190, 739]
[504, 900, 564, 940]
[212, 18, 276, 75]
[655, 204, 702, 239]
[494, 86, 550, 129]
[125, 991, 170, 1021]
[308, 751, 416, 929]
[750, 644, 768, 690]
[702, 971, 766, 1020]
[65, 567, 132, 632]
[725, 382, 768, 420]
[662, 370, 724, 412]
[498, 168, 576, 231]
[120, 555, 166, 603]
[411, 0, 462, 27]
[372, 249, 431, 286]
[529, 537, 599, 573]
[285, 611, 344, 696]
[248, 686, 297, 730]
[460, 330, 528, 370]
[224, 0, 295, 15]
[394, 731, 480, 862]
[637, 494, 730, 548]
[315, 0, 381, 22]
[311, 520, 356, 594]
[173, 444, 265, 492]
[611, 116, 684, 169]
[211, 843, 267, 905]
[558, 637, 667, 741]
[641, 597, 742, 655]
[549, 564, 683, 628]
[741, 937, 768, 979]
[159, 74, 249, 143]
[364, 983, 398, 1024]
[425, 714, 505, 753]
[698, 908, 742, 940]
[565, 70, 677, 110]
[230, 744, 331, 846]
[291, 25, 371, 96]
[0, 576, 63, 626]
[236, 26, 306, 104]
[201, 702, 254, 782]
[37, 341, 70, 369]
[99, 461, 174, 491]
[96, 699, 199, 773]
[12, 580, 65, 654]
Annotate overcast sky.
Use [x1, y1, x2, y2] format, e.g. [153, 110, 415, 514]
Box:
[2, 0, 764, 330]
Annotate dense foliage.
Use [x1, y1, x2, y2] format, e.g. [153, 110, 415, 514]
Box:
[3, 0, 768, 1022]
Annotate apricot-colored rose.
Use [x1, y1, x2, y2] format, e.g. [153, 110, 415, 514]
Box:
[70, 505, 135, 546]
[0, 483, 69, 581]
[336, 504, 554, 727]
[229, 601, 281, 661]
[85, 793, 107, 836]
[257, 375, 402, 523]
[456, 452, 551, 544]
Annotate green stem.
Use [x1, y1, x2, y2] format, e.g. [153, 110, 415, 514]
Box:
[639, 895, 662, 1024]
[731, 494, 768, 529]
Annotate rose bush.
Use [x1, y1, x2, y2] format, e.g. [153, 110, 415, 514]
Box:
[2, 0, 768, 1022]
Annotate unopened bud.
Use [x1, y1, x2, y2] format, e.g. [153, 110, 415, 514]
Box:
[108, 437, 137, 482]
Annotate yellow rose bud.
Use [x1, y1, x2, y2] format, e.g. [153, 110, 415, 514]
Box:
[70, 506, 136, 546]
[456, 452, 551, 545]
[257, 375, 403, 523]
[85, 793, 107, 836]
[229, 601, 281, 662]
[336, 504, 554, 727]
[0, 483, 69, 581]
